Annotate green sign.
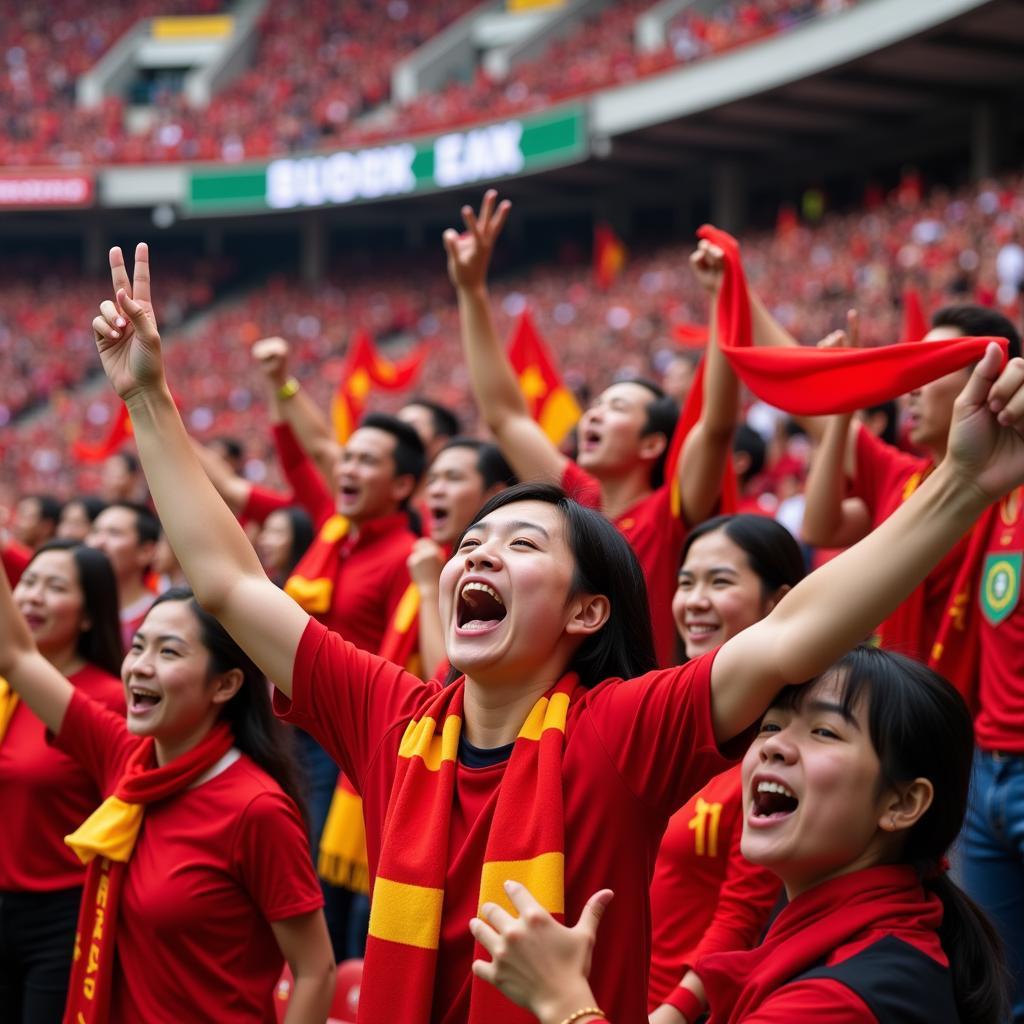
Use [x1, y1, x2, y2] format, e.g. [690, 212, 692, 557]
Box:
[186, 106, 586, 215]
[980, 551, 1021, 626]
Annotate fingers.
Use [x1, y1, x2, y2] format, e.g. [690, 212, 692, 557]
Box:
[573, 889, 614, 939]
[109, 246, 131, 298]
[846, 308, 860, 347]
[469, 916, 501, 957]
[489, 198, 511, 240]
[442, 228, 460, 258]
[132, 243, 151, 306]
[93, 314, 120, 342]
[470, 957, 498, 985]
[462, 203, 481, 241]
[504, 880, 545, 921]
[958, 342, 1006, 410]
[117, 288, 146, 323]
[478, 189, 496, 229]
[988, 356, 1024, 426]
[817, 329, 847, 349]
[478, 900, 515, 932]
[99, 299, 127, 335]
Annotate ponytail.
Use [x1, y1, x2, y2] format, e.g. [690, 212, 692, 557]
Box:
[925, 874, 1009, 1024]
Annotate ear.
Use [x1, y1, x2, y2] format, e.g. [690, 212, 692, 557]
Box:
[565, 593, 610, 638]
[878, 777, 934, 834]
[209, 667, 245, 706]
[391, 473, 417, 507]
[762, 584, 791, 616]
[637, 431, 668, 464]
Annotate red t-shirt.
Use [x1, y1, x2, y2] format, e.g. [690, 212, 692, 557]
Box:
[240, 483, 292, 527]
[56, 691, 323, 1024]
[1, 539, 31, 586]
[0, 663, 124, 891]
[976, 485, 1024, 752]
[561, 461, 687, 668]
[275, 618, 742, 1024]
[648, 766, 779, 1009]
[851, 427, 969, 658]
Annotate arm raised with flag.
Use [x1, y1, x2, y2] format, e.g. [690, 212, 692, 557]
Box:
[444, 190, 569, 485]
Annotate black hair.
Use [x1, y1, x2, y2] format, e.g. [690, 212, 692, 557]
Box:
[110, 450, 140, 475]
[732, 424, 767, 485]
[863, 400, 899, 448]
[105, 500, 160, 546]
[26, 494, 62, 526]
[29, 540, 123, 678]
[212, 437, 245, 462]
[618, 377, 680, 490]
[436, 437, 518, 490]
[773, 646, 1008, 1024]
[449, 482, 656, 687]
[405, 398, 461, 441]
[149, 587, 306, 822]
[932, 304, 1021, 361]
[62, 495, 108, 527]
[280, 506, 314, 579]
[359, 412, 427, 491]
[681, 514, 806, 596]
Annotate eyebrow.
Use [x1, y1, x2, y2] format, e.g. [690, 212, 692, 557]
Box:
[133, 632, 188, 645]
[464, 519, 550, 540]
[679, 565, 740, 576]
[805, 699, 861, 729]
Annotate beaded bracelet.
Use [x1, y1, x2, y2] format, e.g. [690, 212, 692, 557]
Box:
[277, 377, 301, 400]
[557, 1009, 607, 1024]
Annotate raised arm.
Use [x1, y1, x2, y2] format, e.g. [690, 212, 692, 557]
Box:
[253, 336, 340, 489]
[676, 239, 739, 526]
[0, 557, 74, 734]
[407, 539, 447, 678]
[445, 191, 568, 485]
[193, 439, 253, 517]
[711, 344, 1024, 743]
[92, 245, 309, 696]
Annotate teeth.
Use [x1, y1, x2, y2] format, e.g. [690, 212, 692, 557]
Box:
[688, 624, 717, 634]
[131, 687, 161, 699]
[461, 582, 503, 606]
[757, 780, 795, 799]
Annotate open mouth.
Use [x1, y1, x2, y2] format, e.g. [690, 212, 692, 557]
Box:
[23, 613, 46, 630]
[581, 430, 602, 450]
[429, 506, 450, 529]
[129, 686, 162, 713]
[339, 484, 360, 501]
[752, 780, 799, 820]
[686, 622, 720, 639]
[456, 581, 508, 632]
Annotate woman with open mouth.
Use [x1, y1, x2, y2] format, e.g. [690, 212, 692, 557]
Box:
[0, 540, 123, 1024]
[0, 578, 336, 1023]
[88, 228, 1024, 1024]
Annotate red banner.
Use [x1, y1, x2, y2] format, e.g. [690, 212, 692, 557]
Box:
[0, 172, 94, 208]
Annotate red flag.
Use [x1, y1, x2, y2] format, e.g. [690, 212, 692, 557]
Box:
[593, 223, 626, 290]
[672, 322, 710, 348]
[697, 224, 1007, 416]
[899, 288, 929, 344]
[71, 403, 132, 463]
[330, 331, 428, 443]
[507, 310, 581, 444]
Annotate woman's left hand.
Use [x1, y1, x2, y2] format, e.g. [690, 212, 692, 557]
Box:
[470, 881, 613, 1023]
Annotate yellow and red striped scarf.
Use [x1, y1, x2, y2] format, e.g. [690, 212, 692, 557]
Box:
[0, 677, 19, 745]
[284, 514, 349, 614]
[359, 675, 574, 1023]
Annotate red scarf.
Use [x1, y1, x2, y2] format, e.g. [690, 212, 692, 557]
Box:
[699, 864, 945, 1023]
[359, 676, 574, 1024]
[284, 514, 349, 614]
[698, 224, 1007, 414]
[63, 722, 235, 1024]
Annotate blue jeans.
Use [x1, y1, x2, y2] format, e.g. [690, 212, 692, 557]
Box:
[961, 749, 1024, 1022]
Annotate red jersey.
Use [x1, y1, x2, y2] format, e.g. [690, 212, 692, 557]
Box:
[851, 427, 969, 659]
[976, 485, 1024, 752]
[275, 618, 743, 1024]
[0, 663, 123, 891]
[56, 691, 323, 1024]
[1, 539, 31, 586]
[561, 461, 687, 668]
[648, 766, 779, 1009]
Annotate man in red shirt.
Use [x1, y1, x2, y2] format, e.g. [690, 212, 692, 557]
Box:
[802, 304, 1021, 660]
[446, 193, 736, 666]
[85, 501, 159, 649]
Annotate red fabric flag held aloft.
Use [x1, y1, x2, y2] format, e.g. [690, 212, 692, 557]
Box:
[71, 402, 133, 463]
[899, 288, 930, 344]
[508, 310, 582, 445]
[331, 330, 428, 443]
[672, 322, 710, 348]
[593, 223, 626, 291]
[697, 224, 1007, 416]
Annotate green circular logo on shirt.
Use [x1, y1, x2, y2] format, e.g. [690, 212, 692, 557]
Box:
[981, 553, 1021, 626]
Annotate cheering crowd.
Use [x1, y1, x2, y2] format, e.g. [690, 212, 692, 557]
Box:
[1, 182, 1024, 1024]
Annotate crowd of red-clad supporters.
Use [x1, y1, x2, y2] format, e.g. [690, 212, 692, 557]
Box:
[3, 169, 1021, 505]
[3, 0, 859, 167]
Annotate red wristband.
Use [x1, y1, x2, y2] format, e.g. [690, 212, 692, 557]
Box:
[663, 985, 704, 1023]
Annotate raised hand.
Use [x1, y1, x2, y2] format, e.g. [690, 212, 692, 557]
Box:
[443, 189, 511, 293]
[407, 538, 445, 593]
[470, 881, 612, 1022]
[252, 336, 291, 387]
[945, 344, 1024, 502]
[92, 243, 164, 400]
[689, 238, 725, 296]
[816, 308, 860, 349]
